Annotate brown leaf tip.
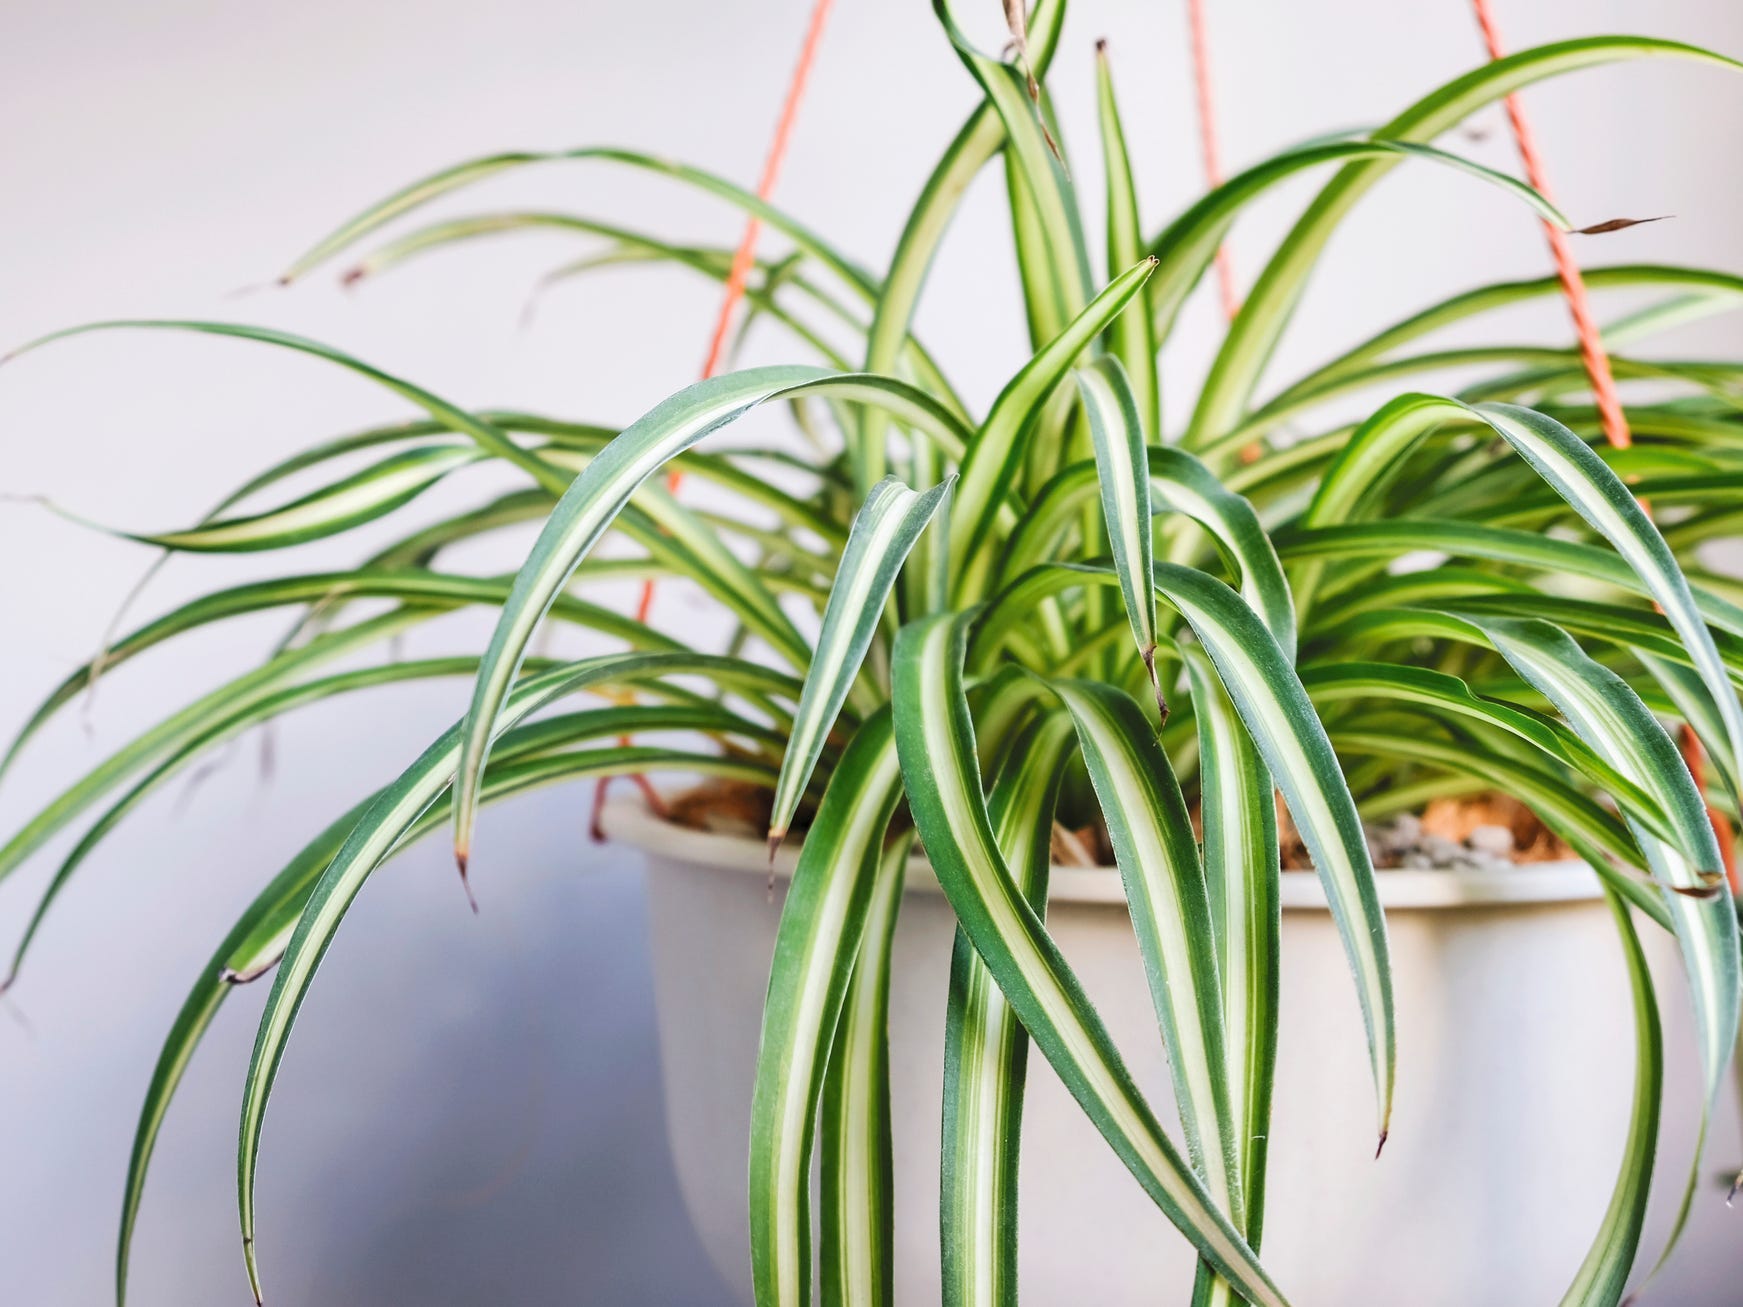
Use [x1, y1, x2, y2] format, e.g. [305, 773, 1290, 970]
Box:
[1094, 37, 1108, 55]
[1375, 1129, 1389, 1160]
[455, 851, 479, 915]
[1572, 215, 1672, 236]
[766, 830, 786, 865]
[1140, 646, 1171, 724]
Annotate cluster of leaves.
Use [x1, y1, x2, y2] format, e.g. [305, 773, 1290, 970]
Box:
[5, 1, 1743, 1303]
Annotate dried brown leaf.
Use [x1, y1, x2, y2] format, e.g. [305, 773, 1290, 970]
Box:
[1572, 215, 1672, 236]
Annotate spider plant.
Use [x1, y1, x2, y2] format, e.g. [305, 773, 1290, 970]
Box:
[6, 1, 1743, 1303]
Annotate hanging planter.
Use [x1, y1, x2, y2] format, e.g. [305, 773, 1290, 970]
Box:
[5, 1, 1743, 1303]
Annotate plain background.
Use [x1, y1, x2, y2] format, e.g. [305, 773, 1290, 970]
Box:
[5, 0, 1743, 1303]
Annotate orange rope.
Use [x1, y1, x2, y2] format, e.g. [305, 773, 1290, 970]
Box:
[594, 0, 835, 840]
[1184, 0, 1238, 322]
[1468, 0, 1629, 452]
[1470, 0, 1737, 890]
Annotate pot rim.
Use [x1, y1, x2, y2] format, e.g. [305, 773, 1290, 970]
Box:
[601, 798, 1604, 912]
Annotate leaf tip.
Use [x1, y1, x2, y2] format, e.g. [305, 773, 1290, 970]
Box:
[1094, 36, 1108, 56]
[1572, 215, 1673, 236]
[1375, 1128, 1389, 1160]
[455, 850, 479, 915]
[766, 829, 785, 864]
[243, 1235, 264, 1307]
[1141, 646, 1169, 725]
[339, 265, 367, 289]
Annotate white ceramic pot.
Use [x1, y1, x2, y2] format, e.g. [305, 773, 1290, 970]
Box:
[611, 801, 1739, 1304]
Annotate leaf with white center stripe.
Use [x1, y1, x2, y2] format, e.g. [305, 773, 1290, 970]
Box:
[768, 475, 953, 851]
[1638, 653, 1742, 810]
[892, 611, 1288, 1307]
[9, 657, 489, 983]
[451, 365, 973, 870]
[1279, 520, 1743, 644]
[1299, 661, 1668, 844]
[1559, 891, 1663, 1307]
[1280, 264, 1743, 403]
[941, 709, 1075, 1307]
[1326, 727, 1660, 919]
[626, 481, 812, 670]
[53, 446, 483, 553]
[855, 0, 1064, 493]
[1039, 677, 1243, 1246]
[1462, 614, 1735, 1279]
[1183, 645, 1280, 1307]
[0, 610, 434, 894]
[1074, 358, 1159, 688]
[279, 146, 883, 304]
[1187, 37, 1741, 445]
[947, 258, 1159, 587]
[932, 0, 1092, 348]
[819, 829, 914, 1307]
[1095, 42, 1160, 441]
[0, 569, 687, 796]
[1477, 402, 1743, 795]
[973, 561, 1392, 1143]
[1301, 393, 1743, 801]
[224, 729, 773, 995]
[1002, 445, 1295, 659]
[1145, 136, 1570, 361]
[750, 711, 903, 1307]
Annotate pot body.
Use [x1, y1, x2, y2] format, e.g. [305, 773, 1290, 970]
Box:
[616, 804, 1740, 1304]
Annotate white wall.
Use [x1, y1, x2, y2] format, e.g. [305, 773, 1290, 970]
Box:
[3, 1, 1742, 1303]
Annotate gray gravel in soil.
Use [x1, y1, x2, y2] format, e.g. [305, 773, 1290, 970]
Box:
[1367, 812, 1521, 872]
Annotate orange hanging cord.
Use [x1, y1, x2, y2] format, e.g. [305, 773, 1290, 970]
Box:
[593, 0, 835, 839]
[1469, 0, 1630, 451]
[1469, 0, 1736, 890]
[1184, 0, 1239, 323]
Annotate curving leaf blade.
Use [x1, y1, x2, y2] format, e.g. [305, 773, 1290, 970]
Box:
[768, 475, 953, 848]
